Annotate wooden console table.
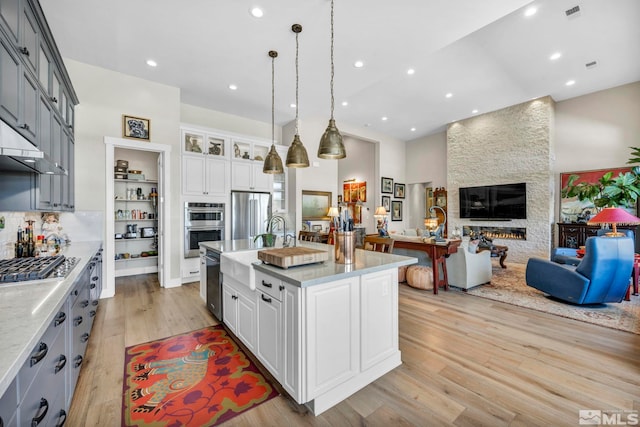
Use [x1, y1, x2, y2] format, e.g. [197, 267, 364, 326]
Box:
[391, 237, 461, 294]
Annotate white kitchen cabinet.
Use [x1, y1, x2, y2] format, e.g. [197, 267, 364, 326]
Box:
[256, 290, 282, 378]
[230, 139, 272, 192]
[182, 154, 227, 197]
[222, 277, 256, 352]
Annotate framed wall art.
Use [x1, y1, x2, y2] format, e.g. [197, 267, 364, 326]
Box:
[381, 177, 393, 194]
[302, 190, 332, 220]
[391, 200, 403, 221]
[394, 183, 405, 199]
[382, 195, 391, 212]
[560, 167, 636, 222]
[343, 181, 367, 202]
[123, 115, 150, 141]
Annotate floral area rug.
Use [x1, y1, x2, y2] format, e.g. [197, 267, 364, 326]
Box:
[462, 263, 640, 335]
[122, 325, 278, 426]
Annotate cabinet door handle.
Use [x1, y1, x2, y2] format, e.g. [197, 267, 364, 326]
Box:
[19, 46, 30, 56]
[32, 398, 48, 426]
[89, 310, 96, 318]
[80, 333, 90, 343]
[54, 355, 67, 374]
[91, 300, 99, 307]
[279, 285, 284, 291]
[261, 280, 272, 288]
[51, 96, 58, 103]
[261, 294, 272, 303]
[54, 311, 66, 327]
[80, 300, 89, 308]
[30, 342, 48, 367]
[74, 316, 83, 326]
[19, 123, 30, 130]
[54, 409, 67, 427]
[74, 355, 83, 368]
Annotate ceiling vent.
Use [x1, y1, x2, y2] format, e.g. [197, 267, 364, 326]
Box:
[565, 5, 581, 17]
[585, 61, 597, 69]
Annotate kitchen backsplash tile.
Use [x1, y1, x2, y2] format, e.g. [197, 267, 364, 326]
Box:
[0, 210, 103, 259]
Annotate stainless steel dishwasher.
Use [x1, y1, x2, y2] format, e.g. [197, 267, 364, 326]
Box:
[203, 249, 222, 321]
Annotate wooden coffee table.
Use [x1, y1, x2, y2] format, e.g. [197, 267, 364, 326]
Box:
[479, 244, 509, 268]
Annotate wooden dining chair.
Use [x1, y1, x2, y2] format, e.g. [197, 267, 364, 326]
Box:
[298, 231, 321, 242]
[363, 235, 394, 254]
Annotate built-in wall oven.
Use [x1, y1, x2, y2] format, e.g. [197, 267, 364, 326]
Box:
[184, 202, 225, 258]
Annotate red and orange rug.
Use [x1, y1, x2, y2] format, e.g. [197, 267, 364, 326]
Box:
[122, 325, 278, 426]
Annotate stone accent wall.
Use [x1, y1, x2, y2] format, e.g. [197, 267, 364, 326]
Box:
[447, 97, 555, 263]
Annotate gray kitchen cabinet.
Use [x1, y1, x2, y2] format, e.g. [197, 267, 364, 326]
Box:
[0, 35, 20, 127]
[0, 0, 78, 212]
[0, 0, 20, 44]
[0, 378, 18, 427]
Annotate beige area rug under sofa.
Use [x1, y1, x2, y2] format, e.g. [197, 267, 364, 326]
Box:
[459, 263, 640, 335]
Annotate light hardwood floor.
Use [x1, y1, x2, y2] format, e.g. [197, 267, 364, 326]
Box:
[69, 274, 640, 426]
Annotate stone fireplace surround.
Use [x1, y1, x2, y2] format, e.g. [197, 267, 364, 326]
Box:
[446, 97, 555, 264]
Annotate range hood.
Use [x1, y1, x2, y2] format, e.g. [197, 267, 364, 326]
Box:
[0, 120, 67, 175]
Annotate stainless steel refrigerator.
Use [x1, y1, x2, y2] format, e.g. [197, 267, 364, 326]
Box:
[230, 191, 272, 240]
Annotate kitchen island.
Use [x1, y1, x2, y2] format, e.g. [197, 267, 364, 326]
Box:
[200, 240, 417, 415]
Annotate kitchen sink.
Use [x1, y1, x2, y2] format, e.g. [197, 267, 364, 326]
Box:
[220, 250, 259, 290]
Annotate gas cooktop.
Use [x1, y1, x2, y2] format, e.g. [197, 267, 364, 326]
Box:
[0, 255, 80, 283]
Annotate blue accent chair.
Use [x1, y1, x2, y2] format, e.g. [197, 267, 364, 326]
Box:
[526, 236, 634, 304]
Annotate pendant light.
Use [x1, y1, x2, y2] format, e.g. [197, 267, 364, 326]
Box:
[317, 0, 346, 159]
[285, 24, 310, 168]
[263, 50, 285, 174]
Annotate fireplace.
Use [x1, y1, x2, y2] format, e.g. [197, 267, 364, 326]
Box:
[463, 225, 526, 241]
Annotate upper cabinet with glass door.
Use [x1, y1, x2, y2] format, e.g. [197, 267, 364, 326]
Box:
[182, 129, 228, 158]
[231, 139, 269, 162]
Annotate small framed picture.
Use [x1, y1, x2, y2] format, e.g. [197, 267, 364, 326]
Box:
[394, 183, 405, 199]
[382, 195, 391, 212]
[381, 177, 393, 194]
[337, 195, 343, 204]
[312, 224, 323, 231]
[123, 115, 150, 141]
[391, 200, 403, 221]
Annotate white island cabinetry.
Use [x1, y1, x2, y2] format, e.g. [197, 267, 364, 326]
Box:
[209, 242, 414, 416]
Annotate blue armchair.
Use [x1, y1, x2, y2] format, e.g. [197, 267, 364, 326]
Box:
[526, 236, 634, 304]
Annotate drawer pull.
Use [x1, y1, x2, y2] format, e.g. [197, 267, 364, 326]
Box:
[54, 312, 66, 327]
[74, 316, 83, 327]
[89, 310, 96, 318]
[261, 294, 272, 303]
[19, 46, 30, 56]
[80, 300, 89, 308]
[74, 355, 83, 368]
[54, 355, 67, 374]
[32, 398, 48, 426]
[279, 285, 284, 291]
[261, 280, 272, 288]
[30, 342, 48, 367]
[231, 295, 238, 300]
[91, 300, 99, 307]
[54, 409, 67, 427]
[80, 333, 90, 343]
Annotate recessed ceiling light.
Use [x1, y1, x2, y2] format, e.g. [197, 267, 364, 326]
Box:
[549, 52, 562, 61]
[381, 116, 388, 121]
[250, 7, 264, 18]
[410, 127, 416, 132]
[228, 84, 238, 90]
[146, 59, 157, 67]
[565, 80, 576, 86]
[354, 61, 364, 68]
[445, 93, 453, 98]
[290, 103, 296, 108]
[407, 68, 415, 75]
[341, 101, 348, 107]
[472, 109, 478, 114]
[524, 6, 537, 17]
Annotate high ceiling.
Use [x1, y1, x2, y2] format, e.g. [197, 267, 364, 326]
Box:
[41, 0, 640, 141]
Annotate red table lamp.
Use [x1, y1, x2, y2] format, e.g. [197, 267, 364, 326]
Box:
[587, 207, 640, 237]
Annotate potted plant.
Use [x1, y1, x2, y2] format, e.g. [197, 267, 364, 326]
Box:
[253, 214, 286, 247]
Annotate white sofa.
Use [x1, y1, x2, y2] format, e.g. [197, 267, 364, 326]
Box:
[446, 246, 492, 289]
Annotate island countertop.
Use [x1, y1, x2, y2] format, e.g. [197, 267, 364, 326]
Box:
[201, 239, 418, 288]
[0, 241, 102, 398]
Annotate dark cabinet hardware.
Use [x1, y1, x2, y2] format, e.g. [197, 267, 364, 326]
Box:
[261, 280, 272, 288]
[80, 333, 89, 343]
[54, 355, 67, 374]
[30, 342, 48, 367]
[73, 316, 83, 326]
[73, 355, 83, 368]
[54, 312, 66, 327]
[261, 294, 272, 303]
[31, 398, 48, 426]
[18, 46, 29, 56]
[54, 409, 67, 427]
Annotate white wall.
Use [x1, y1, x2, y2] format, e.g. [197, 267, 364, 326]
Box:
[339, 136, 376, 233]
[405, 131, 447, 187]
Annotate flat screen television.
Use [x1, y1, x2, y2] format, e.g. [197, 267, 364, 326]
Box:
[459, 183, 527, 220]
